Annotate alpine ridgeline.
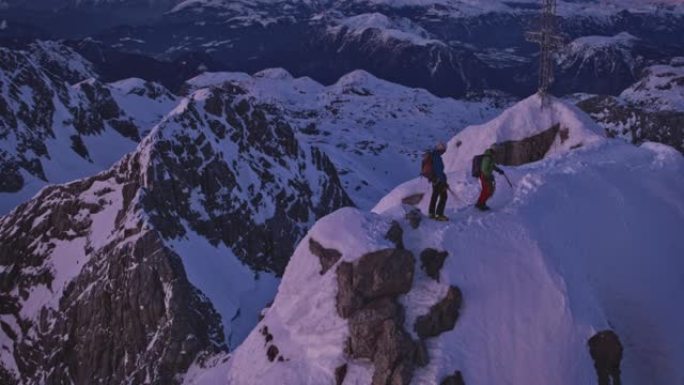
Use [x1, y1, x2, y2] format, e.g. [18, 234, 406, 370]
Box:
[191, 94, 684, 385]
[4, 0, 683, 99]
[0, 80, 353, 384]
[183, 68, 507, 209]
[0, 41, 177, 214]
[576, 57, 684, 154]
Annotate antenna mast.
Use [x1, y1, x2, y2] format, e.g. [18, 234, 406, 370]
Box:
[525, 0, 564, 106]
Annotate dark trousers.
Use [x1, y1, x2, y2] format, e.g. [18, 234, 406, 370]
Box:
[596, 364, 621, 385]
[429, 181, 447, 216]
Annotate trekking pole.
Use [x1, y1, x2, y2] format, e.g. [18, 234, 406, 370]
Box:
[503, 173, 514, 189]
[447, 185, 459, 201]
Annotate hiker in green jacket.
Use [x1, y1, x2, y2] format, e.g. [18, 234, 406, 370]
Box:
[476, 147, 504, 211]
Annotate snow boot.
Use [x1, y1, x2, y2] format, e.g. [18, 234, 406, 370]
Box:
[475, 204, 491, 211]
[434, 215, 449, 222]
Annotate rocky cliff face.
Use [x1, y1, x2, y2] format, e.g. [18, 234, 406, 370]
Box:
[576, 60, 684, 153]
[0, 42, 177, 213]
[578, 95, 684, 153]
[0, 80, 352, 384]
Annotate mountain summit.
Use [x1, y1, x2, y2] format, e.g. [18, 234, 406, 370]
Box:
[190, 95, 684, 385]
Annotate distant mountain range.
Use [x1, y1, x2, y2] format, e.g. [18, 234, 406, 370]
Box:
[1, 0, 683, 98]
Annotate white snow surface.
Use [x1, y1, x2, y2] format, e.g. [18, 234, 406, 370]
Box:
[195, 95, 684, 385]
[620, 61, 684, 112]
[568, 32, 639, 51]
[108, 77, 179, 136]
[559, 32, 638, 61]
[170, 228, 279, 348]
[556, 32, 641, 75]
[186, 69, 507, 209]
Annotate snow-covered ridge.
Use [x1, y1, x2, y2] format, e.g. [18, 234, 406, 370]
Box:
[620, 60, 684, 112]
[442, 94, 604, 176]
[201, 93, 684, 385]
[574, 57, 684, 153]
[185, 68, 509, 209]
[564, 32, 638, 55]
[0, 42, 177, 215]
[556, 32, 641, 78]
[0, 71, 354, 383]
[167, 0, 684, 20]
[328, 12, 442, 47]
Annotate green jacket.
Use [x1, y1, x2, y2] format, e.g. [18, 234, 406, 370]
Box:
[480, 149, 503, 178]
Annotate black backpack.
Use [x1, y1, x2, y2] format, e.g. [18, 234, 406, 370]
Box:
[471, 154, 484, 178]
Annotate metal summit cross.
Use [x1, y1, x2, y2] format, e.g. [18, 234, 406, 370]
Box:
[525, 0, 564, 106]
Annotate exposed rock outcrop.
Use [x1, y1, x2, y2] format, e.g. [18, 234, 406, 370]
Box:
[336, 247, 422, 385]
[440, 370, 466, 385]
[347, 298, 402, 359]
[385, 221, 405, 250]
[492, 124, 561, 166]
[309, 238, 343, 275]
[415, 286, 463, 339]
[405, 208, 422, 230]
[420, 248, 449, 281]
[37, 231, 226, 385]
[352, 249, 414, 301]
[266, 345, 280, 362]
[578, 95, 684, 154]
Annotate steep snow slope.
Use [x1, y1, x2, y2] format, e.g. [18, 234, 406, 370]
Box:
[196, 96, 684, 385]
[185, 69, 507, 208]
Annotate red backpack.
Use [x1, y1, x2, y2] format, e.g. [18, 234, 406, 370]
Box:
[421, 151, 434, 181]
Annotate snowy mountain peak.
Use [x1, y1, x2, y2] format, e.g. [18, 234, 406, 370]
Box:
[328, 12, 441, 47]
[0, 43, 178, 214]
[253, 68, 295, 81]
[620, 61, 684, 112]
[443, 93, 605, 176]
[569, 32, 639, 51]
[191, 135, 684, 385]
